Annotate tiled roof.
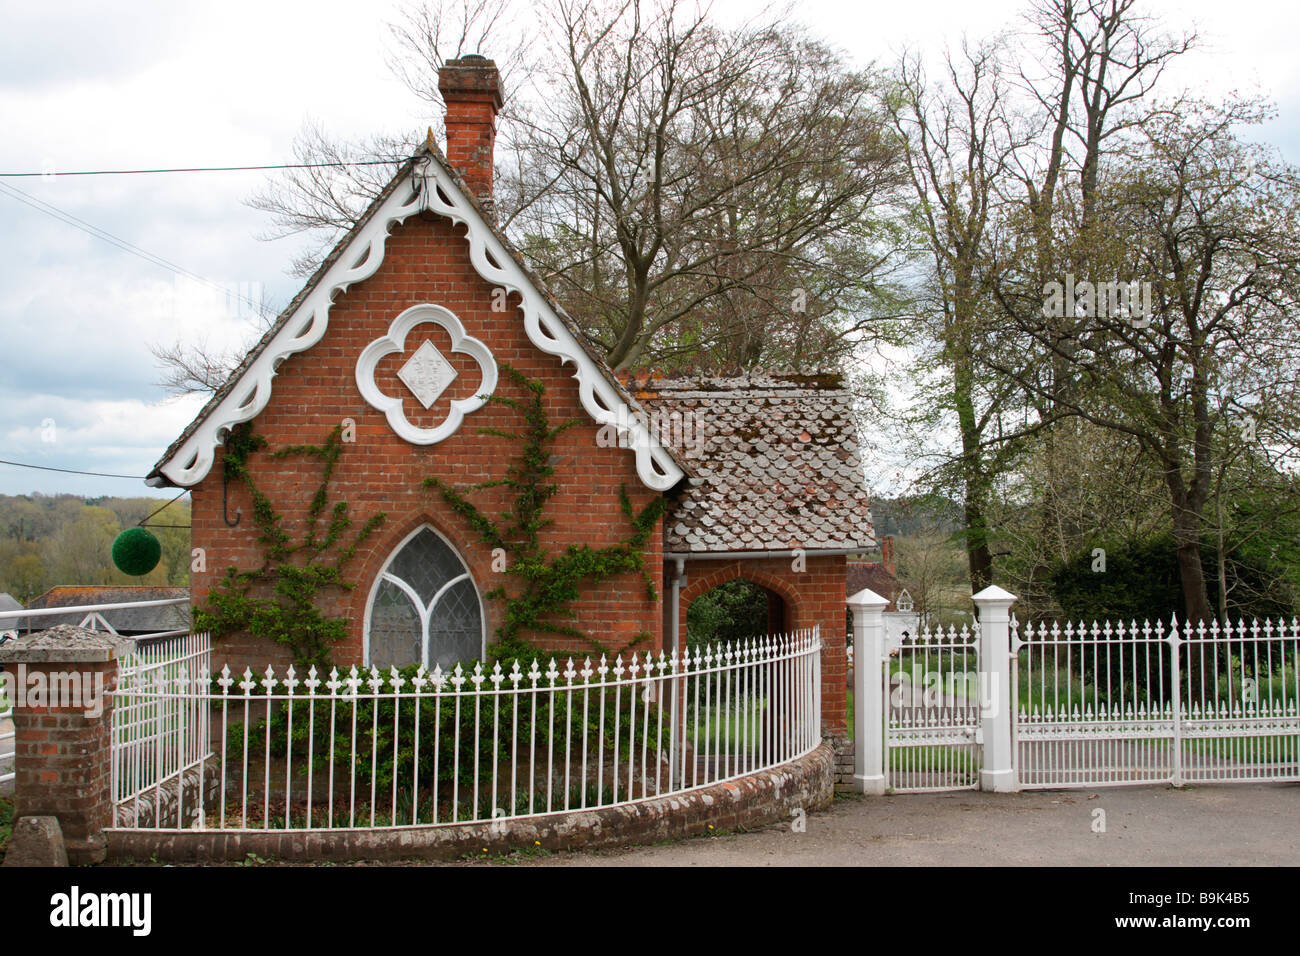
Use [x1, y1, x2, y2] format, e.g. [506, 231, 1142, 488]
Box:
[23, 586, 190, 634]
[634, 373, 876, 554]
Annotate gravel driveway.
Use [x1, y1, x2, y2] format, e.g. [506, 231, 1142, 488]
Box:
[502, 783, 1299, 866]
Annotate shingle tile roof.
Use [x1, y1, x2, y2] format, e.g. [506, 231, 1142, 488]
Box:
[846, 562, 898, 606]
[23, 586, 190, 634]
[633, 374, 876, 555]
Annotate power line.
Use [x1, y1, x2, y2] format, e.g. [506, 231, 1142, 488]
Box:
[0, 180, 268, 315]
[139, 489, 190, 527]
[0, 458, 148, 480]
[0, 159, 405, 178]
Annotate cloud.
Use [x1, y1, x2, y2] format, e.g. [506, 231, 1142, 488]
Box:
[0, 391, 206, 495]
[0, 3, 188, 92]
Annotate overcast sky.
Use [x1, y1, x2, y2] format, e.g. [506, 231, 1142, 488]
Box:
[2, 0, 1297, 500]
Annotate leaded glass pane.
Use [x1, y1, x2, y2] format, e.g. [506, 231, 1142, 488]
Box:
[369, 579, 421, 669]
[428, 577, 482, 669]
[388, 528, 464, 605]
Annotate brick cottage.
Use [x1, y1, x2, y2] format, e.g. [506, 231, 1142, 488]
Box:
[146, 55, 876, 738]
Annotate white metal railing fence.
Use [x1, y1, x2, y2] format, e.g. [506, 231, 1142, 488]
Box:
[1, 600, 193, 792]
[112, 632, 213, 825]
[1014, 616, 1300, 788]
[107, 628, 822, 832]
[886, 624, 983, 792]
[0, 596, 189, 638]
[0, 684, 13, 787]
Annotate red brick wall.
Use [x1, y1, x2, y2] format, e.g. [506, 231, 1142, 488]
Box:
[9, 658, 116, 864]
[677, 554, 848, 735]
[189, 212, 663, 675]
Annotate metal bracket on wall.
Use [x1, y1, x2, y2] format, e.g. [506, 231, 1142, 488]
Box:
[222, 467, 242, 527]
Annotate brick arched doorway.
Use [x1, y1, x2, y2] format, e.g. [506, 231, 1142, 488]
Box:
[671, 555, 849, 740]
[684, 577, 790, 646]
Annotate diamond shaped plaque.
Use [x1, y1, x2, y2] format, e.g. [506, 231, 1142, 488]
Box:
[397, 340, 458, 409]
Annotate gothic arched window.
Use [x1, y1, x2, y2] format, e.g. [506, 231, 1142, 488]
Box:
[365, 527, 484, 670]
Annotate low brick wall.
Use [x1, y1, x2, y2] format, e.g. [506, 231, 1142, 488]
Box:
[107, 741, 833, 863]
[114, 759, 221, 830]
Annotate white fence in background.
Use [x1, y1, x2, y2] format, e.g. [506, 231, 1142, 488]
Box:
[112, 632, 213, 826]
[0, 686, 13, 787]
[1014, 616, 1300, 788]
[107, 628, 822, 832]
[0, 598, 197, 801]
[850, 586, 1300, 793]
[0, 596, 189, 639]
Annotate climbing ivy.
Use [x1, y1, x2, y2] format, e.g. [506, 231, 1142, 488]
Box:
[193, 423, 385, 668]
[426, 365, 664, 660]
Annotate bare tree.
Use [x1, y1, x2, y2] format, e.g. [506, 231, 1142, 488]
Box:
[172, 0, 908, 387]
[246, 125, 414, 279]
[150, 339, 250, 395]
[1007, 0, 1196, 582]
[512, 0, 907, 370]
[888, 39, 1037, 593]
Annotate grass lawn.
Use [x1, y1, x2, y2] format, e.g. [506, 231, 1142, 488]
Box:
[686, 697, 770, 753]
[1180, 733, 1300, 765]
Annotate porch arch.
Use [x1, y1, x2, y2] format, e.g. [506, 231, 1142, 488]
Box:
[677, 560, 807, 643]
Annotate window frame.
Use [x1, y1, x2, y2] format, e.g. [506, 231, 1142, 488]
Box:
[362, 524, 486, 670]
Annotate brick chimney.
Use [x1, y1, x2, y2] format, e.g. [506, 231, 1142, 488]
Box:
[882, 534, 896, 576]
[438, 54, 504, 207]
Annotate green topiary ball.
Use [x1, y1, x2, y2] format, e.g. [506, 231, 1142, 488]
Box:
[112, 527, 161, 577]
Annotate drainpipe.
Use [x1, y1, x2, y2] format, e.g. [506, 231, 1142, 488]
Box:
[669, 556, 687, 657]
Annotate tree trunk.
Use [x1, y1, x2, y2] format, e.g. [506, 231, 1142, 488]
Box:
[964, 501, 994, 592]
[1171, 508, 1212, 624]
[953, 344, 995, 593]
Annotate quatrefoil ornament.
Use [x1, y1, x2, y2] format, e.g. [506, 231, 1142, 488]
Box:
[355, 303, 497, 444]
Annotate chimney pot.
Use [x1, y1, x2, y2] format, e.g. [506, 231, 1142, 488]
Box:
[438, 55, 504, 207]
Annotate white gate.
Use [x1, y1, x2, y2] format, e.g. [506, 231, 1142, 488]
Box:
[885, 625, 982, 792]
[852, 586, 1300, 794]
[1013, 617, 1300, 788]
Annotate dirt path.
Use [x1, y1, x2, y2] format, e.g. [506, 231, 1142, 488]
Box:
[497, 783, 1299, 866]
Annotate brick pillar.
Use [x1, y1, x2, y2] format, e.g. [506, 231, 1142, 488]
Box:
[438, 54, 504, 205]
[0, 625, 133, 864]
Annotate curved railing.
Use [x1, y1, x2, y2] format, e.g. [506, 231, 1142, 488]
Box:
[109, 628, 822, 832]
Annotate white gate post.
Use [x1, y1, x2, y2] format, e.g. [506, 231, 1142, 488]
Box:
[973, 585, 1018, 792]
[848, 588, 889, 795]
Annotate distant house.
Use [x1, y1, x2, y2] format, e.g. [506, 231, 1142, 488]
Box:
[20, 586, 190, 637]
[846, 536, 919, 648]
[847, 535, 900, 609]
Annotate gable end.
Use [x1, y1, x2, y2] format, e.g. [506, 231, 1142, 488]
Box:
[149, 152, 685, 492]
